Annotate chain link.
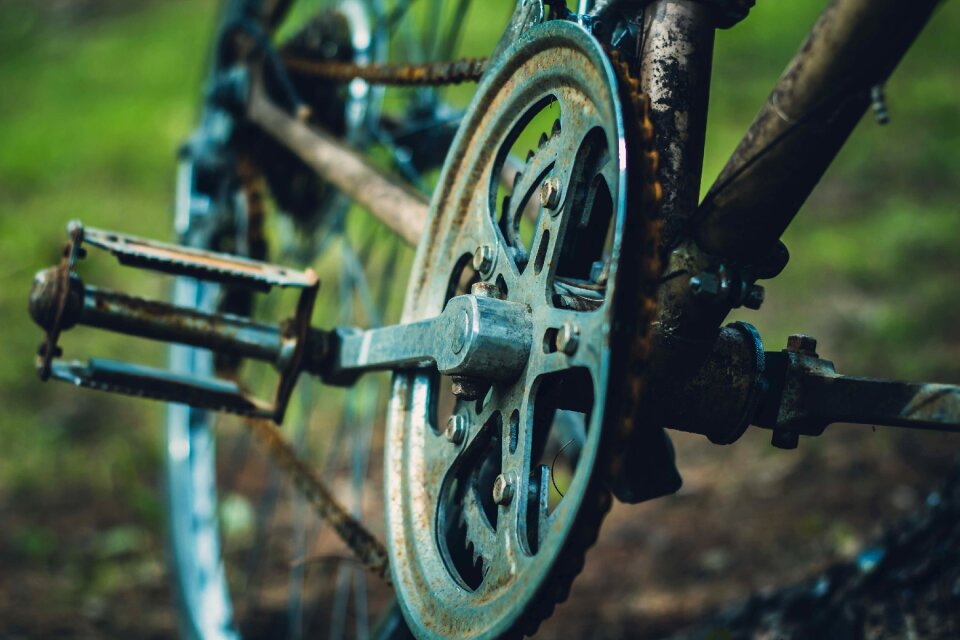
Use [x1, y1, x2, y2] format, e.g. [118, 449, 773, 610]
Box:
[243, 416, 392, 581]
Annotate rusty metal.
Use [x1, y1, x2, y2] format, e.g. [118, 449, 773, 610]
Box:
[244, 416, 391, 580]
[82, 225, 315, 290]
[32, 273, 290, 364]
[30, 222, 319, 422]
[694, 0, 942, 262]
[32, 222, 84, 380]
[637, 0, 715, 244]
[632, 0, 941, 461]
[755, 339, 960, 448]
[283, 55, 487, 86]
[652, 328, 960, 448]
[246, 76, 429, 246]
[654, 321, 765, 445]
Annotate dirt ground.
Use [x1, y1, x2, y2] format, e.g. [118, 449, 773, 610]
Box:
[2, 420, 956, 639]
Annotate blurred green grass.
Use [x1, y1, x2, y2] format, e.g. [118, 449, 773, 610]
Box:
[0, 0, 957, 561]
[0, 0, 219, 502]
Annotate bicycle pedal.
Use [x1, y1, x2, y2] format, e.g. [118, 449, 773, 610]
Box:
[29, 221, 320, 422]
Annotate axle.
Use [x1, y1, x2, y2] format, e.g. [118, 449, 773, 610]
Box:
[30, 268, 302, 369]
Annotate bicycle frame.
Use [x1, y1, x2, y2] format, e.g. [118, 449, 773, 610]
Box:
[23, 1, 959, 635]
[32, 0, 957, 441]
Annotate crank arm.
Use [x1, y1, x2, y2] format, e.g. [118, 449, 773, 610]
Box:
[658, 324, 960, 449]
[755, 349, 960, 448]
[327, 294, 532, 383]
[30, 222, 535, 421]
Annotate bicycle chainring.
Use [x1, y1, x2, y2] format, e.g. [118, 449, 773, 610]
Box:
[384, 20, 661, 638]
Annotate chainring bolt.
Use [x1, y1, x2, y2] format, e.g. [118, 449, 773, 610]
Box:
[492, 473, 514, 507]
[470, 281, 503, 299]
[472, 244, 496, 276]
[556, 321, 580, 356]
[540, 177, 562, 212]
[444, 414, 467, 445]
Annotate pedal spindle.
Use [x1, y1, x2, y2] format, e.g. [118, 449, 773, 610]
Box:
[29, 221, 321, 421]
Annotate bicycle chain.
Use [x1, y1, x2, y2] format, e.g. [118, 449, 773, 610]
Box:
[508, 51, 663, 639]
[244, 416, 392, 581]
[282, 55, 488, 86]
[238, 48, 663, 614]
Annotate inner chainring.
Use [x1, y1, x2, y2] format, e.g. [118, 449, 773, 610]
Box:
[385, 20, 647, 639]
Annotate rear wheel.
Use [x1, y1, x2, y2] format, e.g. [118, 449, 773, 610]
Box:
[164, 1, 506, 637]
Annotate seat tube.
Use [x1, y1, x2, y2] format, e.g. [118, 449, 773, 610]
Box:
[636, 0, 716, 244]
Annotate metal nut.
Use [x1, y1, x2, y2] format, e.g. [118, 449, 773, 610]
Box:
[556, 321, 580, 356]
[540, 177, 562, 211]
[470, 281, 503, 299]
[444, 414, 467, 445]
[472, 245, 495, 276]
[492, 473, 514, 506]
[689, 273, 721, 298]
[786, 334, 818, 357]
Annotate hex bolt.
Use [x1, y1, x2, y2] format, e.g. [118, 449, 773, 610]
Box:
[786, 334, 818, 357]
[492, 473, 514, 507]
[540, 177, 562, 212]
[472, 245, 495, 276]
[556, 321, 580, 356]
[470, 281, 503, 299]
[444, 414, 467, 445]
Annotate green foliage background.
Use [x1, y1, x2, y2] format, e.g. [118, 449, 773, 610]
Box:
[0, 0, 956, 627]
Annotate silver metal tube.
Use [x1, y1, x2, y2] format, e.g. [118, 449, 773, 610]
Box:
[80, 285, 287, 364]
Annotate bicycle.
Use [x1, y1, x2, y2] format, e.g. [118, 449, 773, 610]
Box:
[26, 0, 958, 638]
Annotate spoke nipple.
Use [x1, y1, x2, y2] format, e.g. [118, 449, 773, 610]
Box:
[556, 321, 580, 356]
[540, 177, 562, 211]
[493, 473, 514, 506]
[786, 334, 818, 357]
[472, 244, 495, 277]
[444, 414, 467, 445]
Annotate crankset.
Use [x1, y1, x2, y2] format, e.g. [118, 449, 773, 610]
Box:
[28, 17, 670, 640]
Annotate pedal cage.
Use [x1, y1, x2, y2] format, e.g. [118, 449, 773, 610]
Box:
[30, 221, 320, 422]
